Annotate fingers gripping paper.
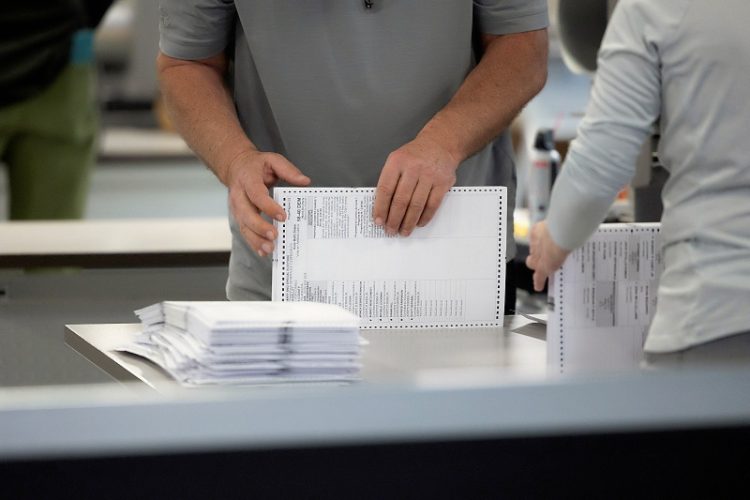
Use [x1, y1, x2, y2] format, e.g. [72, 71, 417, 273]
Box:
[272, 187, 506, 328]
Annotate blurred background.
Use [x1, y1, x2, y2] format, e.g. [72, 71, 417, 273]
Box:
[0, 0, 228, 222]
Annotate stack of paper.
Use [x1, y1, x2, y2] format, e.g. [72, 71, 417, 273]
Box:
[120, 301, 362, 386]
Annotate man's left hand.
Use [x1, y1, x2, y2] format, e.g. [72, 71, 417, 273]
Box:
[373, 136, 458, 236]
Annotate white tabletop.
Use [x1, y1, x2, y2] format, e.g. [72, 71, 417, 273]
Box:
[0, 217, 231, 267]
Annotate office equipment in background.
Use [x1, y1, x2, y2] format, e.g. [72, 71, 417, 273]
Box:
[528, 128, 561, 224]
[547, 223, 662, 374]
[272, 187, 506, 328]
[118, 301, 361, 386]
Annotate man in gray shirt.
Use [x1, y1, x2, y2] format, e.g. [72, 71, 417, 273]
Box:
[158, 1, 549, 311]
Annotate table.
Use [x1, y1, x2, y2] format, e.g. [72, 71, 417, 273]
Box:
[0, 217, 231, 268]
[65, 315, 548, 391]
[3, 316, 749, 496]
[0, 218, 233, 386]
[3, 347, 750, 497]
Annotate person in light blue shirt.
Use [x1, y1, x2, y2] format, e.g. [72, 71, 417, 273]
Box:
[527, 0, 750, 367]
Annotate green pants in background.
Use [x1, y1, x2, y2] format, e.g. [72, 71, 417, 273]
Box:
[0, 63, 97, 220]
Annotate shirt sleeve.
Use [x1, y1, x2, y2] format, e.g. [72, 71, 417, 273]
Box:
[473, 0, 548, 35]
[158, 0, 236, 60]
[545, 0, 665, 250]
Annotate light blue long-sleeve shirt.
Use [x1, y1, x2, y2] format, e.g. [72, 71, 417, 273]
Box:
[546, 0, 750, 352]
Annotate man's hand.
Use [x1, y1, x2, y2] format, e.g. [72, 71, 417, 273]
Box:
[373, 136, 458, 236]
[525, 221, 571, 291]
[157, 51, 311, 257]
[225, 150, 310, 257]
[371, 29, 547, 237]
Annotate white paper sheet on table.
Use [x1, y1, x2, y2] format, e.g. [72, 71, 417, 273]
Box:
[272, 187, 507, 328]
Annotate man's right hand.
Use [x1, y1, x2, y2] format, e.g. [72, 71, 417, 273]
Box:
[225, 150, 310, 257]
[156, 51, 309, 256]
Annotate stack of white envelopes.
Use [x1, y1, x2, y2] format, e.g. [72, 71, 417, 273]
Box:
[120, 301, 362, 386]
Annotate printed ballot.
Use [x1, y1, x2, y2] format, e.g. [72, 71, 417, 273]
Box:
[547, 223, 663, 374]
[272, 187, 507, 328]
[119, 301, 362, 386]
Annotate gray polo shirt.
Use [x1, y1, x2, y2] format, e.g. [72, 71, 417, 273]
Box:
[545, 0, 750, 352]
[159, 0, 548, 300]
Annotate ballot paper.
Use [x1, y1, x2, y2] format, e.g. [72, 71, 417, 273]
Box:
[118, 301, 362, 386]
[547, 223, 663, 374]
[272, 187, 507, 328]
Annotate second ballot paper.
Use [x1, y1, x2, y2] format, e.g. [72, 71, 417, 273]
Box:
[272, 187, 507, 328]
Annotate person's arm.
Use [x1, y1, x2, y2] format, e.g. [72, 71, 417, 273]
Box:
[526, 2, 667, 291]
[157, 52, 310, 257]
[372, 29, 548, 236]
